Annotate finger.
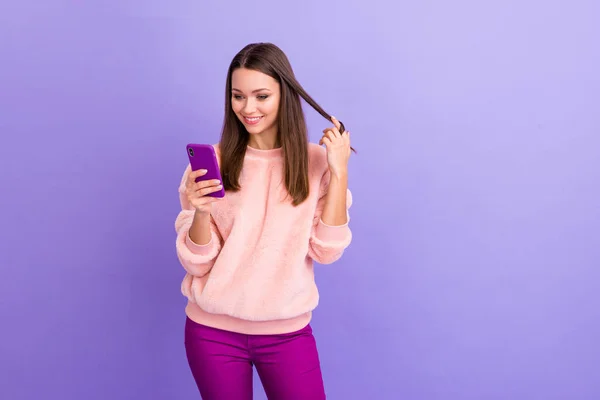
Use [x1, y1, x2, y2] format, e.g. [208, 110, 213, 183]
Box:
[321, 136, 332, 147]
[195, 179, 221, 190]
[198, 184, 223, 197]
[323, 127, 341, 138]
[191, 169, 208, 179]
[195, 195, 222, 206]
[330, 116, 342, 130]
[188, 169, 208, 184]
[325, 130, 337, 142]
[189, 183, 219, 197]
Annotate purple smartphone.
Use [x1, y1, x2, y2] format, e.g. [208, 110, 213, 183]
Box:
[186, 143, 225, 198]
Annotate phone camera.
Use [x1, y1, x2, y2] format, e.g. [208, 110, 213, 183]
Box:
[188, 148, 194, 157]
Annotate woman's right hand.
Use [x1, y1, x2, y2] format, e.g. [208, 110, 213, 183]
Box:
[185, 169, 223, 214]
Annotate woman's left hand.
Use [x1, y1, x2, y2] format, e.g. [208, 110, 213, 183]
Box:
[319, 116, 351, 178]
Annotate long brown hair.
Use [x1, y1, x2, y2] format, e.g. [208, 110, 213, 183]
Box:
[219, 42, 355, 206]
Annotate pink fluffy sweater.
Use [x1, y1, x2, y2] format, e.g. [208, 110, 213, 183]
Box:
[174, 143, 353, 334]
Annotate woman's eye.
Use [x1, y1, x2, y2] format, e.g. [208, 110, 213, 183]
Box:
[257, 95, 269, 100]
[233, 95, 244, 100]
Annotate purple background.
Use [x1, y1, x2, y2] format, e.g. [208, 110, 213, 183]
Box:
[1, 1, 599, 399]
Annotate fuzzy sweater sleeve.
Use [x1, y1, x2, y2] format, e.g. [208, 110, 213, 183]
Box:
[308, 172, 353, 265]
[174, 166, 223, 277]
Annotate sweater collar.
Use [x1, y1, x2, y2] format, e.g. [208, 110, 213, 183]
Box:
[245, 145, 283, 160]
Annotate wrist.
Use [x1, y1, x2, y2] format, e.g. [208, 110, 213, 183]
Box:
[194, 209, 211, 219]
[329, 168, 348, 181]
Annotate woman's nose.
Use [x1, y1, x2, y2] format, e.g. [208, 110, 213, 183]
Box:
[242, 99, 257, 114]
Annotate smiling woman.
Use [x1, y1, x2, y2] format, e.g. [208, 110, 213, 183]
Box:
[174, 42, 355, 400]
[217, 43, 356, 206]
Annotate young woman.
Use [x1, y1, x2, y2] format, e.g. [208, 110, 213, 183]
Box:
[174, 42, 354, 400]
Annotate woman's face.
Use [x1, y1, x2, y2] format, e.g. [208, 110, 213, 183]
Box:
[231, 68, 281, 143]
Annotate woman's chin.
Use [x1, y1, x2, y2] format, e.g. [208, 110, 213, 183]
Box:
[246, 127, 264, 135]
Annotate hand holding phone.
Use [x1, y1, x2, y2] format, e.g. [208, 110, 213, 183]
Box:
[185, 144, 225, 214]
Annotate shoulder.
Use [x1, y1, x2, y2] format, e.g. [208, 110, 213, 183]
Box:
[308, 142, 328, 174]
[307, 143, 331, 196]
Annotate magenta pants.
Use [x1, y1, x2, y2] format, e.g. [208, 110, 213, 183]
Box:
[184, 316, 326, 400]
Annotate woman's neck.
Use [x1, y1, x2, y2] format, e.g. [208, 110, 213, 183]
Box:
[248, 133, 280, 150]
